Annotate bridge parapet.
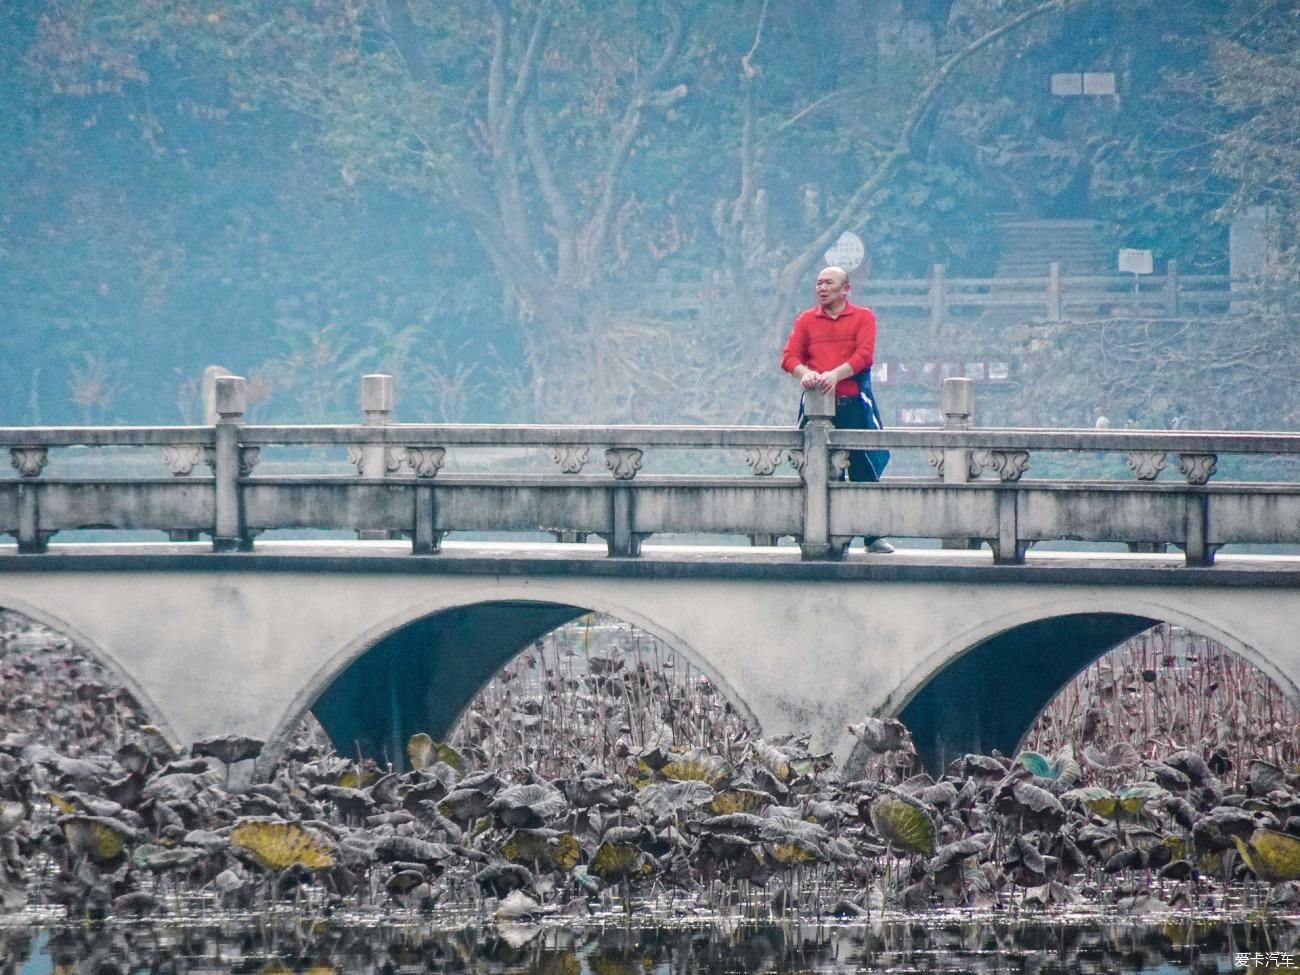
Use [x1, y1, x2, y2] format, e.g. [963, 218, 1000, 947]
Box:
[4, 377, 1300, 565]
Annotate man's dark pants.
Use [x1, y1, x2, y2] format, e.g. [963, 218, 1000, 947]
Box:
[834, 395, 881, 483]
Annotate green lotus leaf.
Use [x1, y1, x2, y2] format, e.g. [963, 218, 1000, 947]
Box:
[1016, 751, 1055, 779]
[869, 791, 935, 855]
[231, 818, 336, 872]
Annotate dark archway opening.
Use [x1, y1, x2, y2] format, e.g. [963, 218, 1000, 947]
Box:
[308, 604, 756, 774]
[311, 601, 587, 769]
[899, 613, 1158, 773]
[1022, 623, 1300, 786]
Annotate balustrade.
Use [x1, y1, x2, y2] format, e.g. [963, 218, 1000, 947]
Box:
[3, 376, 1300, 565]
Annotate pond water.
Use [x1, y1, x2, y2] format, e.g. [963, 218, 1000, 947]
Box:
[5, 915, 1292, 974]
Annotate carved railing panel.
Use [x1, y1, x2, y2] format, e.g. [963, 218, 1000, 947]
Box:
[1179, 453, 1217, 485]
[405, 446, 447, 479]
[604, 447, 643, 480]
[743, 447, 785, 476]
[163, 445, 203, 477]
[1126, 451, 1166, 480]
[553, 445, 590, 474]
[10, 447, 48, 478]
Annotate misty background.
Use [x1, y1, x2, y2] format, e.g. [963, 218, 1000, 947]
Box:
[1, 0, 1296, 430]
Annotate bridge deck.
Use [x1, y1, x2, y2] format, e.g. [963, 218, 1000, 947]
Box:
[2, 540, 1299, 586]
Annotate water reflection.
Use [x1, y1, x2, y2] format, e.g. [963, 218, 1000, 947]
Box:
[3, 917, 1290, 974]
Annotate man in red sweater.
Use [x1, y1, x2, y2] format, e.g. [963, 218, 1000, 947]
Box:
[780, 265, 894, 553]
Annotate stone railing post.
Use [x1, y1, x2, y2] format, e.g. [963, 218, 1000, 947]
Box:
[212, 375, 247, 552]
[940, 377, 976, 552]
[941, 377, 974, 484]
[1164, 259, 1180, 317]
[798, 388, 839, 560]
[929, 262, 947, 336]
[1046, 261, 1062, 322]
[358, 373, 397, 541]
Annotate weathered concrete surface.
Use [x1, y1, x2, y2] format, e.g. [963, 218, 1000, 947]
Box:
[1, 541, 1298, 776]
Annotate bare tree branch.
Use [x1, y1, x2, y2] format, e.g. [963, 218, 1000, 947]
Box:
[524, 99, 578, 283]
[578, 0, 686, 282]
[763, 0, 1078, 335]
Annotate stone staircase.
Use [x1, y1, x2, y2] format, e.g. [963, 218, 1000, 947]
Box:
[995, 218, 1114, 278]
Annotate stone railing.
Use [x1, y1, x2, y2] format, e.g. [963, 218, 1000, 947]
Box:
[3, 375, 1300, 565]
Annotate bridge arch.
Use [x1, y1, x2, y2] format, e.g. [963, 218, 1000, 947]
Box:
[0, 600, 179, 753]
[261, 590, 759, 775]
[891, 593, 1300, 773]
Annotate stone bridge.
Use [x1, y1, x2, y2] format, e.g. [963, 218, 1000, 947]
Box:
[1, 543, 1298, 778]
[2, 375, 1299, 777]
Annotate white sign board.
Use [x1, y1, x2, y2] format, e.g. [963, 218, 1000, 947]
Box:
[824, 231, 865, 272]
[1118, 248, 1153, 275]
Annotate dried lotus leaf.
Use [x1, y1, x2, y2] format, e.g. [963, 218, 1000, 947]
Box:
[231, 819, 336, 872]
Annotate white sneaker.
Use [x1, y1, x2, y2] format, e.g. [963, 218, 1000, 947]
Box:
[866, 538, 896, 554]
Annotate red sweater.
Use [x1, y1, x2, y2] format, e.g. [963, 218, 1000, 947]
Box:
[780, 302, 877, 397]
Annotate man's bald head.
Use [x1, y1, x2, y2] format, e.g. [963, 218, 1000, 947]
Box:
[815, 266, 851, 313]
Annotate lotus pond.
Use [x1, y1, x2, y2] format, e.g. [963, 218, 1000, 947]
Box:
[5, 913, 1299, 973]
[0, 610, 1298, 972]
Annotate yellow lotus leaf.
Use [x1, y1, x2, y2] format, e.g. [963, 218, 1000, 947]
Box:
[336, 767, 377, 790]
[708, 789, 772, 816]
[767, 842, 817, 866]
[659, 750, 730, 787]
[62, 816, 134, 864]
[503, 829, 580, 871]
[407, 734, 465, 773]
[868, 791, 935, 856]
[536, 951, 581, 975]
[629, 761, 655, 790]
[590, 841, 652, 881]
[1062, 786, 1118, 820]
[47, 793, 77, 815]
[408, 733, 436, 770]
[231, 819, 336, 872]
[1117, 784, 1164, 815]
[591, 956, 644, 975]
[1235, 829, 1300, 882]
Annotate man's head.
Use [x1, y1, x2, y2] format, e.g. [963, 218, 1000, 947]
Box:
[815, 266, 850, 312]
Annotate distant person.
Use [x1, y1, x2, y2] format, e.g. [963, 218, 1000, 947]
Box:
[780, 266, 893, 554]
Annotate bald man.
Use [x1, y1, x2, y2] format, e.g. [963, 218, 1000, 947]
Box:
[780, 266, 894, 553]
